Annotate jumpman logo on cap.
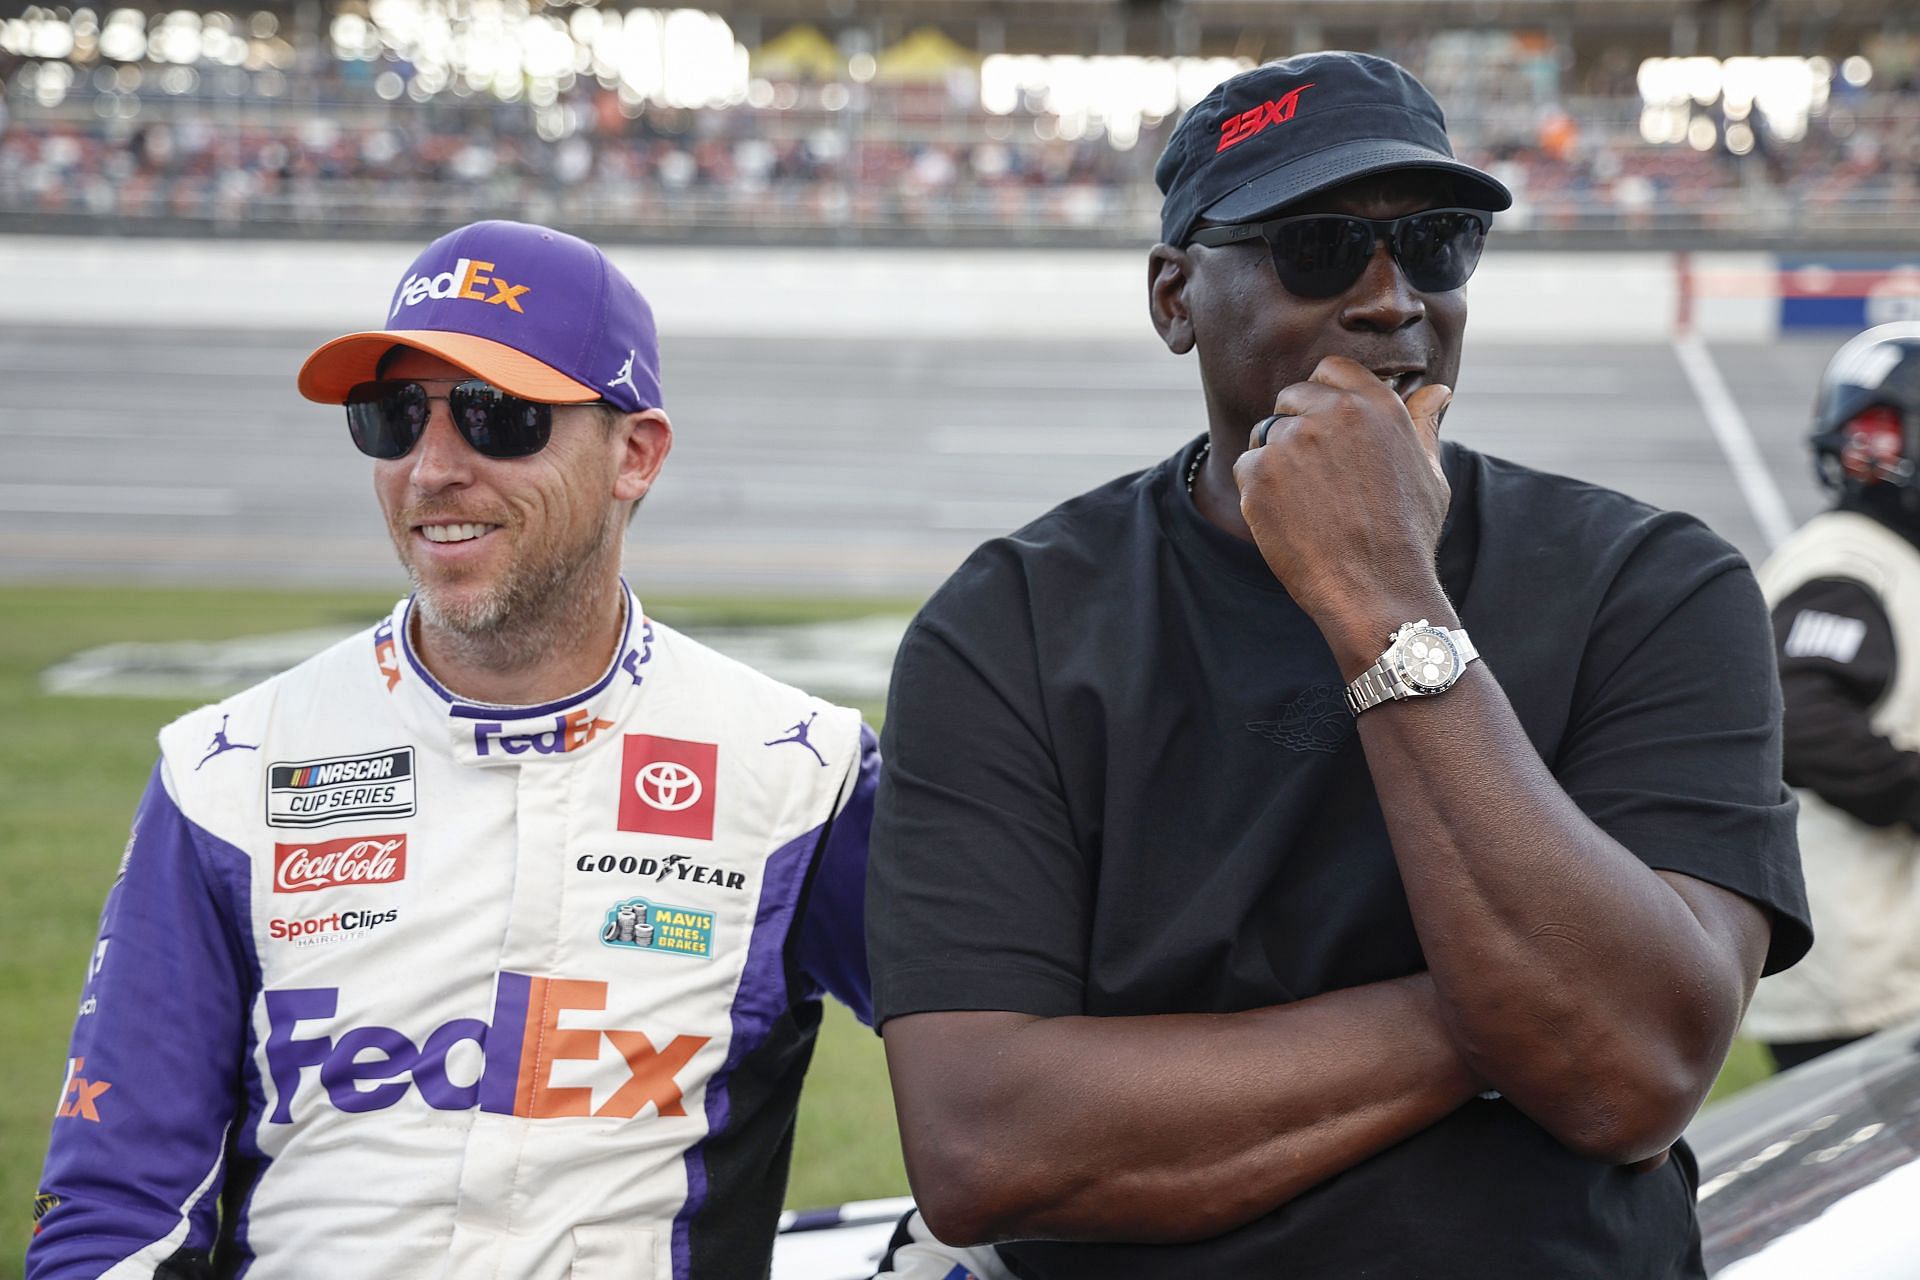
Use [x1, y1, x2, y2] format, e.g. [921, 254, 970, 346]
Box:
[196, 714, 259, 771]
[609, 350, 639, 398]
[765, 712, 827, 767]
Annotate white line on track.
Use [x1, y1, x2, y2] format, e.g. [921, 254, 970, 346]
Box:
[1672, 333, 1796, 550]
[0, 483, 239, 516]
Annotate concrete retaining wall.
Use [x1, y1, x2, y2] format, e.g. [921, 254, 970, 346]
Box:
[0, 235, 1782, 343]
[10, 234, 1914, 341]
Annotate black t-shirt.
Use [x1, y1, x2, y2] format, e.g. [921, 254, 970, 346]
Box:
[869, 437, 1812, 1280]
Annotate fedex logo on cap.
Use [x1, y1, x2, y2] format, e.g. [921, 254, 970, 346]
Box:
[1217, 83, 1315, 154]
[390, 258, 531, 320]
[264, 972, 710, 1122]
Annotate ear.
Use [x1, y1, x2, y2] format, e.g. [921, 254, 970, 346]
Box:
[611, 409, 672, 504]
[1148, 244, 1196, 355]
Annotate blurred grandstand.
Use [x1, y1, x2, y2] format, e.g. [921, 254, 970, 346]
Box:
[0, 0, 1915, 246]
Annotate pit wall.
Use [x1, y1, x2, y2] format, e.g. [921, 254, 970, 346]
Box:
[2, 237, 1914, 342]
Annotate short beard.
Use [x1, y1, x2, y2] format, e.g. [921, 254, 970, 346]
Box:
[407, 505, 624, 679]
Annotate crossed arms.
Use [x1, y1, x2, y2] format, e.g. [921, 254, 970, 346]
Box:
[876, 558, 1787, 1249]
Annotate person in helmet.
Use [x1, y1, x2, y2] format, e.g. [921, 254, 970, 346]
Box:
[1746, 322, 1920, 1070]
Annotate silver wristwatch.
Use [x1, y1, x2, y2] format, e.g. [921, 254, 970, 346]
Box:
[1345, 620, 1479, 715]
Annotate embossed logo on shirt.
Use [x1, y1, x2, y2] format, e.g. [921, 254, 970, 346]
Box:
[1246, 683, 1353, 754]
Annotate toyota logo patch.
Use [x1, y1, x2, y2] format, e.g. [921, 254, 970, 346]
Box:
[617, 735, 718, 840]
[636, 760, 703, 811]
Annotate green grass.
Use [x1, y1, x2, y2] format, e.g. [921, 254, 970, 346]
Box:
[1705, 1034, 1774, 1105]
[0, 584, 906, 1272]
[0, 583, 1780, 1272]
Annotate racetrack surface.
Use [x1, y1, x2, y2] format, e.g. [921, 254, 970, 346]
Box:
[0, 323, 1845, 596]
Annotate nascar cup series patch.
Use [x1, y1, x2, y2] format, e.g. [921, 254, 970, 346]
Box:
[267, 747, 417, 828]
[599, 897, 713, 960]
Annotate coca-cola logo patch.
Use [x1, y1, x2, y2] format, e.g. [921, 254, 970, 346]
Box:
[273, 835, 408, 894]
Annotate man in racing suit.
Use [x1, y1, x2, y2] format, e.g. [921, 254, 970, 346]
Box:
[1747, 322, 1920, 1070]
[29, 220, 878, 1280]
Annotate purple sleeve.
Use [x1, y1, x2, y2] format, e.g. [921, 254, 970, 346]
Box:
[792, 724, 878, 1027]
[28, 761, 259, 1279]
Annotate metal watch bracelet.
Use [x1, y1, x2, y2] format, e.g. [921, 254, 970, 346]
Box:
[1345, 627, 1479, 715]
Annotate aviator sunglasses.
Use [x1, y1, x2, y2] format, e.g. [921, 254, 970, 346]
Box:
[345, 379, 603, 460]
[1186, 207, 1492, 299]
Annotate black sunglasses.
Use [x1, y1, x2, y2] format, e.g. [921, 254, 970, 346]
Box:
[1187, 207, 1492, 299]
[344, 379, 588, 460]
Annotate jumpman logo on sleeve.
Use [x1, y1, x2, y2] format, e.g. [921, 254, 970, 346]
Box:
[764, 712, 828, 767]
[196, 714, 259, 770]
[608, 350, 639, 398]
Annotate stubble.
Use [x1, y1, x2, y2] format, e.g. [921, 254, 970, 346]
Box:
[402, 502, 625, 679]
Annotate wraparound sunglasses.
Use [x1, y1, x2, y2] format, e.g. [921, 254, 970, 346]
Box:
[345, 379, 605, 460]
[1187, 207, 1492, 298]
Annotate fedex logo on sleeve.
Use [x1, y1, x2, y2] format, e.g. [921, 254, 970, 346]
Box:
[390, 258, 531, 319]
[263, 972, 709, 1123]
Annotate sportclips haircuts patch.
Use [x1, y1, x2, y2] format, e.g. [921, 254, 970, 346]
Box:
[267, 747, 417, 828]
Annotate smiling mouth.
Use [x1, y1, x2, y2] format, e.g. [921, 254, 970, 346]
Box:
[418, 522, 499, 544]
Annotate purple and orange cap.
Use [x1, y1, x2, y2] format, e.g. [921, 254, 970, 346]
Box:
[298, 220, 662, 414]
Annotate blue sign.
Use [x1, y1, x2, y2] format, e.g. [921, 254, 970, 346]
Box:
[1779, 256, 1920, 330]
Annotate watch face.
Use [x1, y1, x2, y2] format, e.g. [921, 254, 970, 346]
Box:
[1395, 628, 1460, 693]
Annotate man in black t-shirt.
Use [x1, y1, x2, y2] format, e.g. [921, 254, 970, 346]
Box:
[867, 53, 1811, 1279]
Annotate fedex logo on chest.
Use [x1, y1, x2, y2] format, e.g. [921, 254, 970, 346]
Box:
[264, 972, 709, 1123]
[390, 258, 530, 318]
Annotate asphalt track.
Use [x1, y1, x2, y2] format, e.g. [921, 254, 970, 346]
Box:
[0, 322, 1848, 598]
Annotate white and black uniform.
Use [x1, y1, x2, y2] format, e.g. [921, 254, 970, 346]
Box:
[30, 586, 878, 1280]
[1747, 508, 1920, 1044]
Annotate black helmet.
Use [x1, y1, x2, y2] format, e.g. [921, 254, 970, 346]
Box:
[1811, 322, 1920, 497]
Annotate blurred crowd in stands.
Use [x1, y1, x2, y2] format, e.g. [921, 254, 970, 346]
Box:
[0, 98, 1153, 240]
[1, 17, 1917, 243]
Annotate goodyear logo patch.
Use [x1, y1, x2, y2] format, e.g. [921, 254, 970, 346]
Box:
[599, 897, 713, 960]
[267, 747, 416, 828]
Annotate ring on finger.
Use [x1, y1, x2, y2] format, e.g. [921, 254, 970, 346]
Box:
[1252, 414, 1289, 448]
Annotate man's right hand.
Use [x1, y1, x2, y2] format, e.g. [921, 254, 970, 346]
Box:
[880, 972, 1484, 1248]
[1231, 357, 1455, 667]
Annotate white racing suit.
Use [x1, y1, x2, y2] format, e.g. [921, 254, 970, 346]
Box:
[872, 1210, 1015, 1280]
[30, 588, 878, 1280]
[1747, 510, 1920, 1042]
